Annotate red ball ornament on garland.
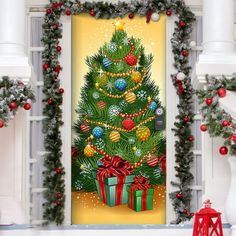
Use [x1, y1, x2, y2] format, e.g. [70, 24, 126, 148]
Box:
[55, 201, 61, 206]
[217, 88, 226, 98]
[0, 120, 4, 128]
[55, 167, 62, 174]
[183, 209, 188, 214]
[166, 10, 172, 16]
[179, 20, 186, 28]
[222, 120, 230, 127]
[89, 9, 96, 17]
[56, 192, 63, 199]
[43, 63, 49, 71]
[53, 24, 59, 30]
[125, 54, 137, 66]
[122, 118, 135, 131]
[59, 88, 64, 94]
[205, 98, 213, 106]
[55, 65, 61, 73]
[24, 103, 31, 110]
[188, 135, 194, 142]
[56, 45, 62, 52]
[9, 101, 17, 110]
[176, 193, 183, 199]
[128, 13, 135, 19]
[181, 49, 189, 57]
[46, 8, 52, 15]
[47, 98, 54, 105]
[200, 124, 207, 132]
[183, 116, 190, 123]
[219, 146, 228, 155]
[65, 9, 71, 16]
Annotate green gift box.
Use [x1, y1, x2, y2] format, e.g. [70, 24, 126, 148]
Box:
[93, 171, 135, 207]
[127, 185, 154, 212]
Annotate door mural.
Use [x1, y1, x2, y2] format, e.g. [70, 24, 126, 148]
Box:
[71, 14, 166, 224]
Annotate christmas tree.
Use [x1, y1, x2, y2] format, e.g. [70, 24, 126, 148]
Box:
[72, 20, 166, 192]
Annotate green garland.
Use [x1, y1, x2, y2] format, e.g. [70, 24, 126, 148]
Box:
[0, 76, 35, 127]
[197, 75, 236, 155]
[42, 0, 195, 224]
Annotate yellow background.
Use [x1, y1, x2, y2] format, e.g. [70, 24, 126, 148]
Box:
[71, 15, 166, 224]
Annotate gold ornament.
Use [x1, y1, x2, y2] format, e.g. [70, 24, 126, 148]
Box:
[131, 71, 142, 84]
[136, 126, 151, 141]
[109, 131, 120, 142]
[125, 92, 136, 103]
[96, 74, 108, 86]
[84, 145, 94, 157]
[113, 19, 125, 31]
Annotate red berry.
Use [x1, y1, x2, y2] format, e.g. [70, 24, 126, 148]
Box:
[183, 209, 188, 214]
[222, 120, 230, 127]
[56, 192, 63, 199]
[48, 98, 54, 105]
[53, 24, 59, 30]
[59, 88, 64, 94]
[219, 146, 228, 155]
[166, 10, 172, 16]
[65, 9, 71, 16]
[176, 193, 183, 199]
[46, 8, 52, 14]
[43, 63, 49, 70]
[89, 9, 96, 17]
[217, 88, 226, 98]
[55, 201, 61, 206]
[9, 101, 17, 110]
[179, 20, 186, 27]
[56, 45, 62, 52]
[205, 98, 213, 106]
[55, 168, 62, 174]
[24, 103, 31, 110]
[188, 135, 194, 142]
[0, 120, 4, 128]
[128, 13, 134, 19]
[200, 124, 207, 132]
[181, 49, 189, 57]
[183, 116, 190, 123]
[55, 65, 61, 73]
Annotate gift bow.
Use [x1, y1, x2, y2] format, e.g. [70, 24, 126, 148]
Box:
[130, 175, 151, 191]
[97, 156, 133, 181]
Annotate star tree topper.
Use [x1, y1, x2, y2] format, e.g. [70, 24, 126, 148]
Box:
[113, 19, 125, 31]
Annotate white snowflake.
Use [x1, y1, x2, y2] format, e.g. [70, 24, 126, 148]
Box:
[106, 81, 113, 92]
[137, 90, 147, 101]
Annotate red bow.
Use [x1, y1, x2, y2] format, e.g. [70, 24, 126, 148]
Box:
[130, 176, 151, 191]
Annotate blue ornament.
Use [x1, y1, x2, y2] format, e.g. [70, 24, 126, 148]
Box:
[92, 126, 104, 139]
[115, 78, 127, 91]
[102, 58, 112, 68]
[149, 101, 158, 111]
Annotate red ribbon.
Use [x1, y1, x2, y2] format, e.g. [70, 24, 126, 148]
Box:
[158, 154, 166, 173]
[96, 156, 133, 204]
[129, 176, 151, 210]
[146, 10, 152, 23]
[175, 79, 184, 95]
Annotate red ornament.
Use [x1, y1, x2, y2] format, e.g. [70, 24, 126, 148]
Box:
[56, 45, 62, 52]
[181, 49, 189, 57]
[193, 199, 223, 236]
[188, 135, 194, 142]
[219, 146, 228, 155]
[53, 24, 59, 30]
[166, 10, 172, 16]
[80, 124, 90, 133]
[71, 147, 78, 158]
[46, 8, 52, 15]
[43, 63, 49, 70]
[122, 118, 135, 131]
[47, 98, 54, 105]
[65, 9, 71, 16]
[176, 193, 183, 199]
[179, 20, 186, 27]
[97, 101, 106, 110]
[228, 134, 236, 141]
[125, 54, 137, 66]
[56, 192, 63, 199]
[128, 13, 134, 19]
[147, 154, 159, 167]
[24, 103, 31, 110]
[9, 101, 17, 110]
[59, 88, 64, 94]
[200, 124, 207, 132]
[89, 9, 96, 17]
[183, 209, 188, 214]
[205, 98, 213, 106]
[55, 65, 61, 73]
[146, 10, 152, 23]
[55, 168, 62, 174]
[183, 116, 190, 123]
[0, 120, 4, 128]
[55, 201, 61, 206]
[222, 120, 230, 127]
[159, 154, 166, 173]
[217, 88, 226, 98]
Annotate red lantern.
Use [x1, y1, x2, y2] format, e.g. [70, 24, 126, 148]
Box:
[193, 199, 223, 236]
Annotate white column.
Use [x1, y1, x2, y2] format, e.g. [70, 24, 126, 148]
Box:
[194, 0, 236, 78]
[0, 0, 31, 78]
